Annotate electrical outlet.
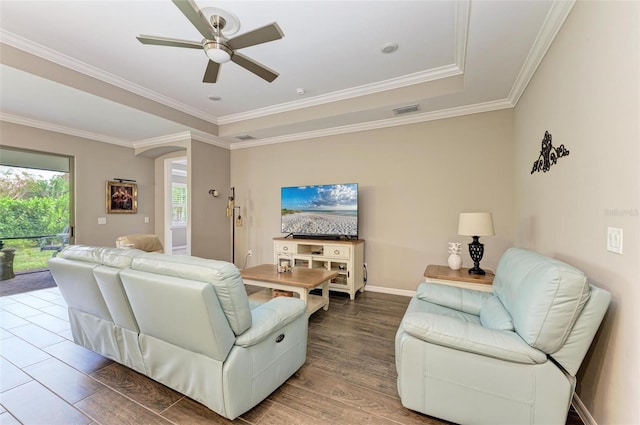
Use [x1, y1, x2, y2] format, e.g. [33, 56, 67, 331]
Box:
[248, 249, 252, 257]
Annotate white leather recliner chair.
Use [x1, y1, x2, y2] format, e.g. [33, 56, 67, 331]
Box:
[395, 248, 611, 425]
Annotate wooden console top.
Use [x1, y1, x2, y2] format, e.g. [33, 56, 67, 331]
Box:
[273, 237, 364, 245]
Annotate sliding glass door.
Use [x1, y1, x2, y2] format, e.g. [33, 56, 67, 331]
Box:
[0, 147, 73, 273]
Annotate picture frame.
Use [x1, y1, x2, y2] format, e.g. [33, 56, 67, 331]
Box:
[106, 181, 137, 214]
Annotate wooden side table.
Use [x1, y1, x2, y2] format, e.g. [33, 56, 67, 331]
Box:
[424, 264, 494, 292]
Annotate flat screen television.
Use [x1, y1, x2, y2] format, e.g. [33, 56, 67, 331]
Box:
[281, 183, 358, 239]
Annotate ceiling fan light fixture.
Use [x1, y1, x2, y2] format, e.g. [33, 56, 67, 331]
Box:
[204, 41, 233, 63]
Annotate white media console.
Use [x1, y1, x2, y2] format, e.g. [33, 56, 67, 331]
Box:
[273, 237, 365, 300]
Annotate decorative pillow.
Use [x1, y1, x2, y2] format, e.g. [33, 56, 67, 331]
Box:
[480, 296, 514, 331]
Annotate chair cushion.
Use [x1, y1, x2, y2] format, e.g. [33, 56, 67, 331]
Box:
[116, 234, 164, 253]
[493, 248, 590, 353]
[131, 253, 252, 335]
[480, 296, 514, 331]
[58, 245, 104, 263]
[100, 247, 146, 268]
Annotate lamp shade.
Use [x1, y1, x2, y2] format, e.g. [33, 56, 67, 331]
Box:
[458, 212, 495, 236]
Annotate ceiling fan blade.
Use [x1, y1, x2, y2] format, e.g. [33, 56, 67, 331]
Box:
[171, 0, 216, 40]
[231, 52, 279, 82]
[136, 35, 203, 49]
[227, 23, 284, 50]
[203, 60, 221, 83]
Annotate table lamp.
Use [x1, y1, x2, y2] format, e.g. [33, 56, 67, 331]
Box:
[458, 212, 494, 275]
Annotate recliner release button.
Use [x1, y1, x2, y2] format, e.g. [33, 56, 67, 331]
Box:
[276, 334, 285, 343]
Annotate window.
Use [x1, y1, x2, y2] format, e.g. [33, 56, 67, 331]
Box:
[171, 183, 187, 226]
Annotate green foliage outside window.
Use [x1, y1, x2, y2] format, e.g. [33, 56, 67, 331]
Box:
[0, 169, 69, 239]
[172, 183, 187, 225]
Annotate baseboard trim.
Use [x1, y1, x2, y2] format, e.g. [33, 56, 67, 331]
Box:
[572, 394, 597, 425]
[364, 285, 415, 297]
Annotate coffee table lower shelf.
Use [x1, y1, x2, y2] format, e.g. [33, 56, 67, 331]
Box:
[246, 286, 328, 315]
[241, 264, 338, 315]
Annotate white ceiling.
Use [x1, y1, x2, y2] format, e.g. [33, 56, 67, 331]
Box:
[0, 0, 574, 150]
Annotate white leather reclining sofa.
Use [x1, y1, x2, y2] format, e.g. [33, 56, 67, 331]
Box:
[395, 248, 611, 425]
[48, 245, 308, 420]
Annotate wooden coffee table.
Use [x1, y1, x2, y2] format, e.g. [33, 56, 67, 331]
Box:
[241, 264, 338, 314]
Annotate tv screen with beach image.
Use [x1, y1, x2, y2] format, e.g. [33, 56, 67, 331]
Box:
[281, 183, 358, 237]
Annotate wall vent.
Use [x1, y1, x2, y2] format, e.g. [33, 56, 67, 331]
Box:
[393, 104, 420, 116]
[235, 135, 256, 141]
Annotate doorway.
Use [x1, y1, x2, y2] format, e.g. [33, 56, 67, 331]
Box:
[0, 147, 74, 273]
[164, 157, 189, 255]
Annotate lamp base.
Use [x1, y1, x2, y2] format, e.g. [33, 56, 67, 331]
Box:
[467, 236, 486, 276]
[468, 266, 486, 275]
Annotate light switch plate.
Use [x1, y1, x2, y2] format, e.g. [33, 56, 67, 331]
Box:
[98, 217, 107, 225]
[607, 227, 623, 254]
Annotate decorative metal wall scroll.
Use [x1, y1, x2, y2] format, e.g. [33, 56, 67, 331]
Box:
[531, 131, 570, 174]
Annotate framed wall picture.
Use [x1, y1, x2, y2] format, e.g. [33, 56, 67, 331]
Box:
[107, 181, 137, 214]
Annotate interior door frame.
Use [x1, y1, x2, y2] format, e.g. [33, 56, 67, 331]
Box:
[164, 156, 189, 255]
[0, 147, 74, 245]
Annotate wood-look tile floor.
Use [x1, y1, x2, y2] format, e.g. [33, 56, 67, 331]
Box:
[0, 286, 585, 425]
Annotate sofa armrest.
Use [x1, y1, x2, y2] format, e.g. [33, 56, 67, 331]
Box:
[234, 297, 307, 347]
[416, 282, 490, 315]
[401, 312, 547, 364]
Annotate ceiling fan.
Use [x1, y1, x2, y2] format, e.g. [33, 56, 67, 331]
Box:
[137, 0, 283, 83]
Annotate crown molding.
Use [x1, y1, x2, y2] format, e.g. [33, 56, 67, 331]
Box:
[218, 1, 470, 125]
[2, 0, 566, 153]
[230, 98, 513, 150]
[0, 112, 132, 147]
[133, 130, 230, 150]
[0, 30, 219, 125]
[228, 67, 458, 124]
[218, 64, 463, 125]
[508, 0, 575, 105]
[0, 0, 473, 132]
[188, 130, 230, 149]
[455, 0, 471, 72]
[1, 4, 471, 131]
[132, 132, 194, 149]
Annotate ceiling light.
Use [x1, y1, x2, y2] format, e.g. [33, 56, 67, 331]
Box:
[296, 88, 305, 95]
[380, 42, 398, 54]
[208, 96, 222, 101]
[203, 41, 232, 63]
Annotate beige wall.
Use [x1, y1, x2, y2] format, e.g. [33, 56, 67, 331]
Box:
[0, 122, 155, 246]
[152, 140, 231, 260]
[231, 109, 515, 289]
[189, 140, 231, 260]
[514, 1, 639, 423]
